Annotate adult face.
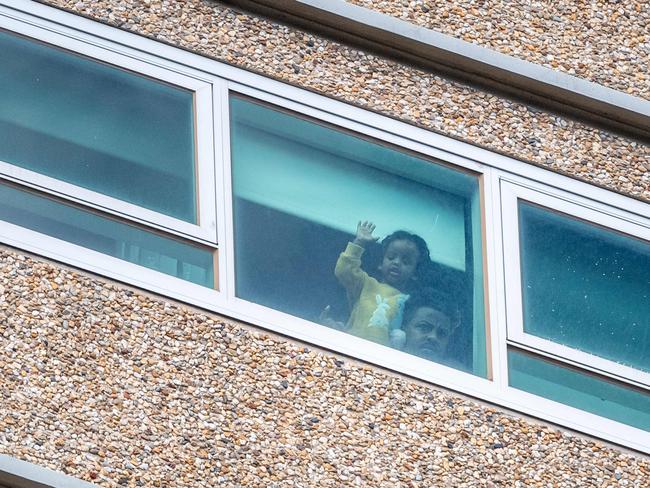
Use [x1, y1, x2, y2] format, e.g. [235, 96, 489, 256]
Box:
[404, 306, 452, 361]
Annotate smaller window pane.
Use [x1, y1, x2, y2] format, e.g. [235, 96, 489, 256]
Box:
[0, 182, 214, 287]
[0, 30, 197, 222]
[509, 349, 650, 432]
[519, 202, 650, 372]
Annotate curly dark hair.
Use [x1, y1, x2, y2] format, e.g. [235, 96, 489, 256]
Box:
[381, 230, 432, 285]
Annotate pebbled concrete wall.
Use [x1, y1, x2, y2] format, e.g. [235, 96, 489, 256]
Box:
[1, 1, 649, 486]
[42, 0, 650, 202]
[346, 0, 650, 101]
[1, 248, 649, 486]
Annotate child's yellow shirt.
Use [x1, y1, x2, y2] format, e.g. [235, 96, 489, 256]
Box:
[335, 242, 409, 346]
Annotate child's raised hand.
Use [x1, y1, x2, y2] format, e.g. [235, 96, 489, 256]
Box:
[353, 220, 379, 247]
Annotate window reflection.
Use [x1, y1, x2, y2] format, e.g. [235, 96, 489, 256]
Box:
[519, 202, 650, 372]
[509, 349, 650, 431]
[0, 182, 214, 287]
[0, 30, 197, 222]
[230, 96, 485, 376]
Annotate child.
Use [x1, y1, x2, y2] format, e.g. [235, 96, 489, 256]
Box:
[334, 221, 431, 347]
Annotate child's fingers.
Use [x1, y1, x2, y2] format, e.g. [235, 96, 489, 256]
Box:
[357, 220, 377, 237]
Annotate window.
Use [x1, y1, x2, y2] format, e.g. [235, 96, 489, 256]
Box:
[1, 29, 197, 222]
[0, 23, 218, 288]
[508, 349, 650, 431]
[2, 1, 649, 453]
[0, 27, 216, 242]
[500, 179, 650, 431]
[229, 95, 487, 376]
[518, 201, 649, 374]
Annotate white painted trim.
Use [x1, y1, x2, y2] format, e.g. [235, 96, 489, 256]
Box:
[487, 169, 510, 391]
[500, 387, 650, 454]
[510, 334, 650, 388]
[0, 0, 648, 454]
[195, 83, 218, 241]
[500, 179, 650, 387]
[0, 454, 100, 488]
[0, 220, 223, 308]
[214, 78, 231, 292]
[0, 163, 213, 243]
[500, 175, 650, 227]
[220, 82, 237, 302]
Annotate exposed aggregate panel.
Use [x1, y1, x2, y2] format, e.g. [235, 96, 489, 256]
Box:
[1, 249, 649, 486]
[42, 0, 650, 202]
[346, 0, 650, 101]
[5, 1, 650, 483]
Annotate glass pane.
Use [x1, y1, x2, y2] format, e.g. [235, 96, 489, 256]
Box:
[519, 202, 650, 372]
[230, 96, 486, 376]
[0, 30, 197, 222]
[509, 349, 650, 431]
[0, 182, 214, 288]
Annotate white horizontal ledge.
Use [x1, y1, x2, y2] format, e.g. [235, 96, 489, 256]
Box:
[225, 0, 650, 139]
[0, 455, 99, 488]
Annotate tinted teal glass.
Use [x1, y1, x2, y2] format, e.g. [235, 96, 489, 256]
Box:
[230, 96, 486, 376]
[0, 30, 197, 222]
[509, 349, 650, 431]
[519, 202, 650, 372]
[0, 183, 214, 287]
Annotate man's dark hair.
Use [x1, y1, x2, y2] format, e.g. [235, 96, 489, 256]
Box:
[403, 287, 459, 327]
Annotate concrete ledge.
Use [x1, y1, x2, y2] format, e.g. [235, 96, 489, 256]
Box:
[225, 0, 650, 140]
[0, 456, 98, 488]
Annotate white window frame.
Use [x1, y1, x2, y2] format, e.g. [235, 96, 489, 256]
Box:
[220, 80, 495, 390]
[1, 0, 649, 454]
[500, 178, 650, 388]
[0, 9, 218, 244]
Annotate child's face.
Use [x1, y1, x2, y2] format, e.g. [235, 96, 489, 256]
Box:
[378, 239, 420, 289]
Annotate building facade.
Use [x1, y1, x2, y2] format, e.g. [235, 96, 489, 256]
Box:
[0, 0, 649, 486]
